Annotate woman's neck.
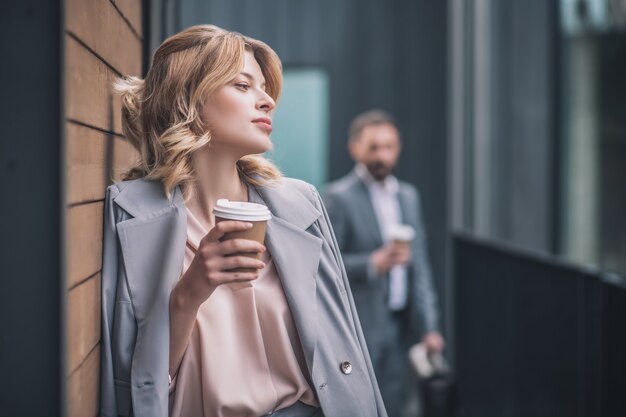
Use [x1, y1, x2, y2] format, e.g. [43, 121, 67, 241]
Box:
[185, 145, 248, 229]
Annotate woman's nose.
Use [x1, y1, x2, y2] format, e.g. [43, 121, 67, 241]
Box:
[257, 91, 275, 112]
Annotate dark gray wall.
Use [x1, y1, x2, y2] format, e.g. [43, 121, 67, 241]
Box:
[174, 0, 450, 328]
[0, 1, 63, 415]
[598, 33, 626, 273]
[490, 0, 559, 252]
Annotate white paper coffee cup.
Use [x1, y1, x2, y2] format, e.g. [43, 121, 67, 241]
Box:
[213, 199, 272, 272]
[386, 224, 415, 243]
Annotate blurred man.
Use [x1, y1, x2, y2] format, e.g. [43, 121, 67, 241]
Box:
[324, 110, 444, 417]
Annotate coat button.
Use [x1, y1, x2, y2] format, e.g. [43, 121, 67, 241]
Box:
[340, 361, 352, 375]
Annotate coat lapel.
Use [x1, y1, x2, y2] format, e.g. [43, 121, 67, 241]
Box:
[265, 217, 322, 370]
[397, 185, 413, 225]
[352, 172, 384, 246]
[249, 182, 323, 372]
[113, 180, 187, 322]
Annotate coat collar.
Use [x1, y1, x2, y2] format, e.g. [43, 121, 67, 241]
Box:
[247, 179, 321, 230]
[113, 178, 184, 218]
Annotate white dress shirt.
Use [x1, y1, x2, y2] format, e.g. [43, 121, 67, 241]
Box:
[355, 164, 408, 311]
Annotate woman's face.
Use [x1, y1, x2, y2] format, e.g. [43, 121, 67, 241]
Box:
[201, 51, 276, 156]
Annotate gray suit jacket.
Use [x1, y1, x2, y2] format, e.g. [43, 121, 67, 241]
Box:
[99, 177, 387, 417]
[323, 169, 439, 351]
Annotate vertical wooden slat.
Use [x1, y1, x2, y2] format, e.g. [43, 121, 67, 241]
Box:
[67, 202, 104, 289]
[67, 345, 100, 417]
[67, 275, 101, 375]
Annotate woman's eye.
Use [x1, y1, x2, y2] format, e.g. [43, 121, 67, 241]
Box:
[235, 83, 250, 91]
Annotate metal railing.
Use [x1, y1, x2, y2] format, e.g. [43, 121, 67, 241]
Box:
[452, 233, 626, 417]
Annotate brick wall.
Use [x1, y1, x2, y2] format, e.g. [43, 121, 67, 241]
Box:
[64, 1, 142, 415]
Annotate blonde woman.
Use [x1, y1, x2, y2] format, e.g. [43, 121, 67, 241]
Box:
[100, 25, 386, 417]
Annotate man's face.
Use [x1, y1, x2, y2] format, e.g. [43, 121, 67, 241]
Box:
[349, 123, 401, 181]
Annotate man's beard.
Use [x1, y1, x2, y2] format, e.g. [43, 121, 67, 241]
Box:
[366, 162, 392, 181]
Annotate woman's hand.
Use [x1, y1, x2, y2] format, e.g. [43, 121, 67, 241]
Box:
[173, 220, 266, 309]
[169, 220, 265, 379]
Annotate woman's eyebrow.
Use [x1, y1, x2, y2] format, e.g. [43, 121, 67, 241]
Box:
[239, 72, 266, 87]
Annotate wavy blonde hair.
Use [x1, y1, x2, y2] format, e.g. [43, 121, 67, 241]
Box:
[115, 24, 283, 197]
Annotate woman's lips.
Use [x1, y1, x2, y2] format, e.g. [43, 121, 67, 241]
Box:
[252, 118, 273, 133]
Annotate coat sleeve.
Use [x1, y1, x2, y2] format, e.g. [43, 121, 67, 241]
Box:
[311, 184, 388, 417]
[100, 185, 121, 417]
[322, 189, 375, 285]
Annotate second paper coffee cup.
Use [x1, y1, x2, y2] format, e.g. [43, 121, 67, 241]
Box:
[213, 199, 272, 271]
[386, 224, 415, 247]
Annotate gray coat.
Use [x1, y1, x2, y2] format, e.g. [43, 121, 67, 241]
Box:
[323, 169, 440, 353]
[99, 177, 387, 417]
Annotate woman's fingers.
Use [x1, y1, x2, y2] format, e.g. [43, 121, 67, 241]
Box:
[202, 220, 253, 243]
[217, 255, 265, 272]
[188, 221, 268, 288]
[210, 270, 260, 284]
[217, 238, 265, 256]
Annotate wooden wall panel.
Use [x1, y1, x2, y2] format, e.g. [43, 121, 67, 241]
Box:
[67, 202, 104, 289]
[67, 345, 100, 417]
[64, 1, 143, 413]
[66, 123, 137, 204]
[66, 0, 141, 76]
[113, 0, 143, 36]
[67, 275, 101, 374]
[112, 89, 124, 137]
[65, 35, 123, 134]
[113, 136, 139, 181]
[66, 123, 108, 204]
[65, 35, 110, 130]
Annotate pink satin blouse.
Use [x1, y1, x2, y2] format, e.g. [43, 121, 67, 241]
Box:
[168, 206, 318, 417]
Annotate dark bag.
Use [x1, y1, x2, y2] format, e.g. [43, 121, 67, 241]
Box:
[409, 344, 458, 417]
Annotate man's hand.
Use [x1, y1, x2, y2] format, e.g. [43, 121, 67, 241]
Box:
[371, 242, 412, 276]
[422, 331, 445, 354]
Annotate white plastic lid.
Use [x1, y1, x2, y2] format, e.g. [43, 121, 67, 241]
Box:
[212, 199, 272, 221]
[386, 224, 415, 242]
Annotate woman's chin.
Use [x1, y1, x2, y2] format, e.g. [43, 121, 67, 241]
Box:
[245, 138, 272, 155]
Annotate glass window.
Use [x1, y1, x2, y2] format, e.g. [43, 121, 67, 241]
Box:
[266, 68, 329, 189]
[559, 0, 626, 274]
